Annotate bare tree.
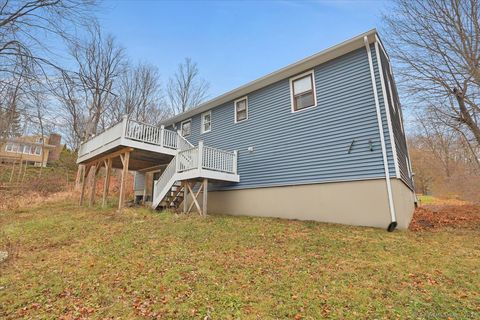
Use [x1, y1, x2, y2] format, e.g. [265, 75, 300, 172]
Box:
[383, 0, 480, 150]
[109, 62, 170, 125]
[0, 0, 96, 86]
[53, 72, 87, 149]
[68, 24, 125, 138]
[167, 58, 209, 115]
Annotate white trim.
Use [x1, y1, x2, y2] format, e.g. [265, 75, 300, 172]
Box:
[289, 69, 317, 113]
[234, 96, 249, 123]
[374, 39, 401, 179]
[364, 36, 397, 225]
[180, 118, 192, 137]
[201, 111, 212, 134]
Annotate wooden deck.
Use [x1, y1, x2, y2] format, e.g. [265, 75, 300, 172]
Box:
[76, 117, 240, 214]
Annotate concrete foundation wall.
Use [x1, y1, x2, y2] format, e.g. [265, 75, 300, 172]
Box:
[206, 178, 415, 230]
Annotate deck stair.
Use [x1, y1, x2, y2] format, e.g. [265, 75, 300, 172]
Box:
[151, 140, 239, 211]
[159, 181, 185, 210]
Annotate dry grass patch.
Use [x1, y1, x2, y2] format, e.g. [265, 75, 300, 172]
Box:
[0, 200, 479, 319]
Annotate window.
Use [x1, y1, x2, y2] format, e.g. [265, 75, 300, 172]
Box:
[181, 119, 192, 137]
[36, 137, 44, 143]
[290, 70, 317, 112]
[23, 145, 31, 154]
[234, 97, 248, 123]
[5, 143, 13, 152]
[35, 146, 42, 155]
[201, 111, 211, 133]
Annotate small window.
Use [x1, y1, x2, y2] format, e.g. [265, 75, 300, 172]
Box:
[35, 146, 42, 155]
[290, 70, 316, 112]
[23, 145, 31, 154]
[5, 143, 13, 152]
[234, 97, 248, 123]
[201, 111, 211, 133]
[181, 119, 191, 137]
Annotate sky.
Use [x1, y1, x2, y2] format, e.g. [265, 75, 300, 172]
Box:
[98, 0, 389, 98]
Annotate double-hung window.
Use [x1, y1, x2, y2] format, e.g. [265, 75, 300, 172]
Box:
[181, 119, 191, 137]
[234, 97, 248, 123]
[290, 70, 317, 112]
[201, 111, 211, 133]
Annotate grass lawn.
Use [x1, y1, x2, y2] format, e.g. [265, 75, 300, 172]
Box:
[0, 200, 479, 319]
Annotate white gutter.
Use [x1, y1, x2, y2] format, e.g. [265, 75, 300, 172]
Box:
[364, 36, 398, 231]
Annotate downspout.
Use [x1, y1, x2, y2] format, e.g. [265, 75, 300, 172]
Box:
[364, 36, 398, 232]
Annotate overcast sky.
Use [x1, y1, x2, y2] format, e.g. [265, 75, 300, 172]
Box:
[99, 0, 387, 98]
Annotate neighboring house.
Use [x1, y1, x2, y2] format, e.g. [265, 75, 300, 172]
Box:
[76, 29, 415, 231]
[0, 134, 62, 167]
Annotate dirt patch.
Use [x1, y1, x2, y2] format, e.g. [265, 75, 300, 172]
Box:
[410, 204, 480, 231]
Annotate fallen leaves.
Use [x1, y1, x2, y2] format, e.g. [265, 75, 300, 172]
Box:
[409, 204, 480, 231]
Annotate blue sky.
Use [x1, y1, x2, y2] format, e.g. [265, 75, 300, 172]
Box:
[99, 0, 388, 98]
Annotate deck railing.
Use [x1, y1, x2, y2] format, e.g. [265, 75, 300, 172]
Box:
[79, 116, 238, 188]
[177, 141, 237, 175]
[78, 116, 184, 159]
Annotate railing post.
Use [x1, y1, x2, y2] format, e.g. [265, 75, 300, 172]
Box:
[233, 150, 238, 174]
[198, 140, 204, 172]
[176, 130, 182, 150]
[122, 114, 129, 139]
[160, 125, 165, 147]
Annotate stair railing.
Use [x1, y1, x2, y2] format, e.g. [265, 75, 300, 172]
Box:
[152, 155, 177, 208]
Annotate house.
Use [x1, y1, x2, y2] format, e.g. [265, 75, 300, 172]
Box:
[76, 29, 415, 231]
[0, 133, 62, 167]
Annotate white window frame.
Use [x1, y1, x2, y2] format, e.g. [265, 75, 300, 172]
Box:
[234, 96, 248, 123]
[180, 119, 192, 137]
[35, 146, 42, 155]
[289, 70, 317, 113]
[201, 111, 212, 134]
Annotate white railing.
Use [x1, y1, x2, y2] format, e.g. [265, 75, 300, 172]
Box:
[78, 121, 124, 159]
[202, 145, 237, 174]
[177, 131, 194, 151]
[176, 141, 237, 174]
[177, 146, 198, 172]
[163, 129, 177, 149]
[125, 119, 163, 145]
[152, 155, 177, 208]
[78, 116, 184, 159]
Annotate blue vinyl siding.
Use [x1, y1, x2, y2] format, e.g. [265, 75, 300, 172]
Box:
[173, 46, 397, 190]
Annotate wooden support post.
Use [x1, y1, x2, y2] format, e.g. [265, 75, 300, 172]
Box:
[89, 163, 101, 207]
[202, 178, 208, 217]
[21, 161, 28, 183]
[183, 181, 188, 213]
[79, 165, 91, 206]
[118, 151, 130, 211]
[9, 160, 16, 183]
[102, 158, 112, 207]
[16, 160, 23, 182]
